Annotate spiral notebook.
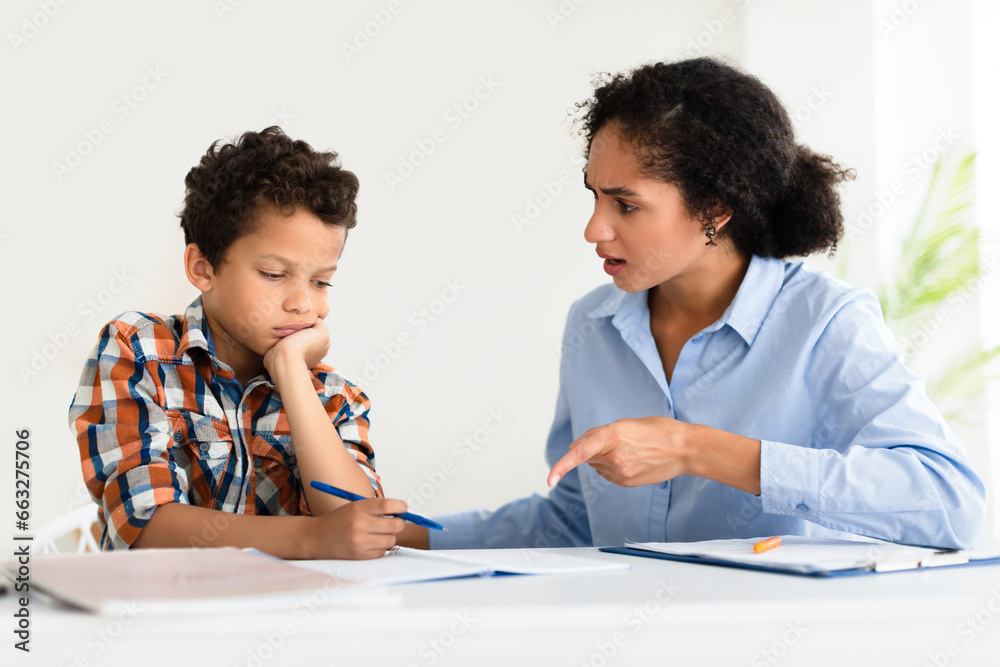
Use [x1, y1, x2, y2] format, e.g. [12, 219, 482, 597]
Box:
[289, 546, 630, 585]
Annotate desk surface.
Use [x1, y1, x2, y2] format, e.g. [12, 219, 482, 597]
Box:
[4, 547, 1000, 666]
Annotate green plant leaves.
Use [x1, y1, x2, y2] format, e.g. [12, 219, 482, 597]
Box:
[846, 151, 998, 425]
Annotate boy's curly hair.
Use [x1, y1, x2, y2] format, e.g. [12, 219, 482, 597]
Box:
[179, 126, 359, 269]
[577, 58, 855, 258]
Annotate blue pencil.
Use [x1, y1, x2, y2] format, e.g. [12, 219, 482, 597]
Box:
[309, 481, 445, 530]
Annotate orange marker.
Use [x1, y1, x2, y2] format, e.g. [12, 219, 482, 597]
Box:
[753, 536, 782, 553]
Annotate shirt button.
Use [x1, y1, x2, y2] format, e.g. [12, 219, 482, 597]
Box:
[173, 432, 182, 442]
[254, 457, 262, 468]
[796, 503, 809, 512]
[198, 443, 210, 454]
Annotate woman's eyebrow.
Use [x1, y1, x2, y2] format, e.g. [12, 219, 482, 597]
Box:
[582, 172, 641, 198]
[584, 181, 642, 199]
[599, 185, 641, 198]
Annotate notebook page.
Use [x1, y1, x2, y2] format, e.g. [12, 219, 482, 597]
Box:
[438, 548, 632, 575]
[290, 547, 630, 583]
[290, 547, 491, 585]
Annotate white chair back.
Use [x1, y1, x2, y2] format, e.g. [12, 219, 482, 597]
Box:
[31, 504, 101, 554]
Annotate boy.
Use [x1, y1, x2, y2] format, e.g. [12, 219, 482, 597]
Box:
[68, 127, 406, 559]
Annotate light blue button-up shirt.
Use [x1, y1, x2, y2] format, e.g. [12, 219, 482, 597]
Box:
[432, 256, 986, 550]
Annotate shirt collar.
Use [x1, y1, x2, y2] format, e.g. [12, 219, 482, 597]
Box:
[587, 255, 785, 346]
[177, 296, 236, 379]
[177, 296, 213, 357]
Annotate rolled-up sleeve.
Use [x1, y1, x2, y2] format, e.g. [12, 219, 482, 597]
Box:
[69, 324, 189, 550]
[322, 378, 383, 499]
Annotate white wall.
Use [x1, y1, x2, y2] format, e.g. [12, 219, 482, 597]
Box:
[1, 0, 993, 541]
[973, 0, 1000, 539]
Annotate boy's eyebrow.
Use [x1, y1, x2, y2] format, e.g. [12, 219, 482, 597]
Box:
[256, 253, 337, 272]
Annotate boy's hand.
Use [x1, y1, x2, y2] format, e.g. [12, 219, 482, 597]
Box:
[396, 522, 430, 550]
[309, 498, 408, 560]
[264, 318, 331, 376]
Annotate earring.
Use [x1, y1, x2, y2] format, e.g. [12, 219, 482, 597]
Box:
[704, 223, 717, 246]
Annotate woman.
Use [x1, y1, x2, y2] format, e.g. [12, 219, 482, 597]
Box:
[401, 57, 985, 551]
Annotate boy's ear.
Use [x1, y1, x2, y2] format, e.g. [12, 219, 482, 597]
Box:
[184, 244, 215, 292]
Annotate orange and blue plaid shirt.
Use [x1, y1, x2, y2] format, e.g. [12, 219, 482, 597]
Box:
[68, 297, 381, 550]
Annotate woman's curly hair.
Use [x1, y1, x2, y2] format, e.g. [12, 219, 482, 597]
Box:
[577, 58, 855, 258]
[179, 126, 359, 269]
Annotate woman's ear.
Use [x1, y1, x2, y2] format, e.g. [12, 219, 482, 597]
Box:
[184, 243, 215, 292]
[711, 202, 734, 231]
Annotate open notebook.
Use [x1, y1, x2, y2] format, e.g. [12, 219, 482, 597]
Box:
[289, 546, 630, 585]
[1, 548, 388, 615]
[600, 536, 1000, 577]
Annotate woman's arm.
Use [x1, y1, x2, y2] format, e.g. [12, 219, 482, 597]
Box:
[548, 291, 986, 549]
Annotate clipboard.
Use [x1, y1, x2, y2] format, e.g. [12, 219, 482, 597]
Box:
[599, 536, 1000, 578]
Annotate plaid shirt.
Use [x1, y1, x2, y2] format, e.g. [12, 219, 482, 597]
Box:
[68, 297, 381, 550]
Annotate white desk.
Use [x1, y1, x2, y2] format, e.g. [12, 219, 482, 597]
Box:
[3, 547, 1000, 666]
